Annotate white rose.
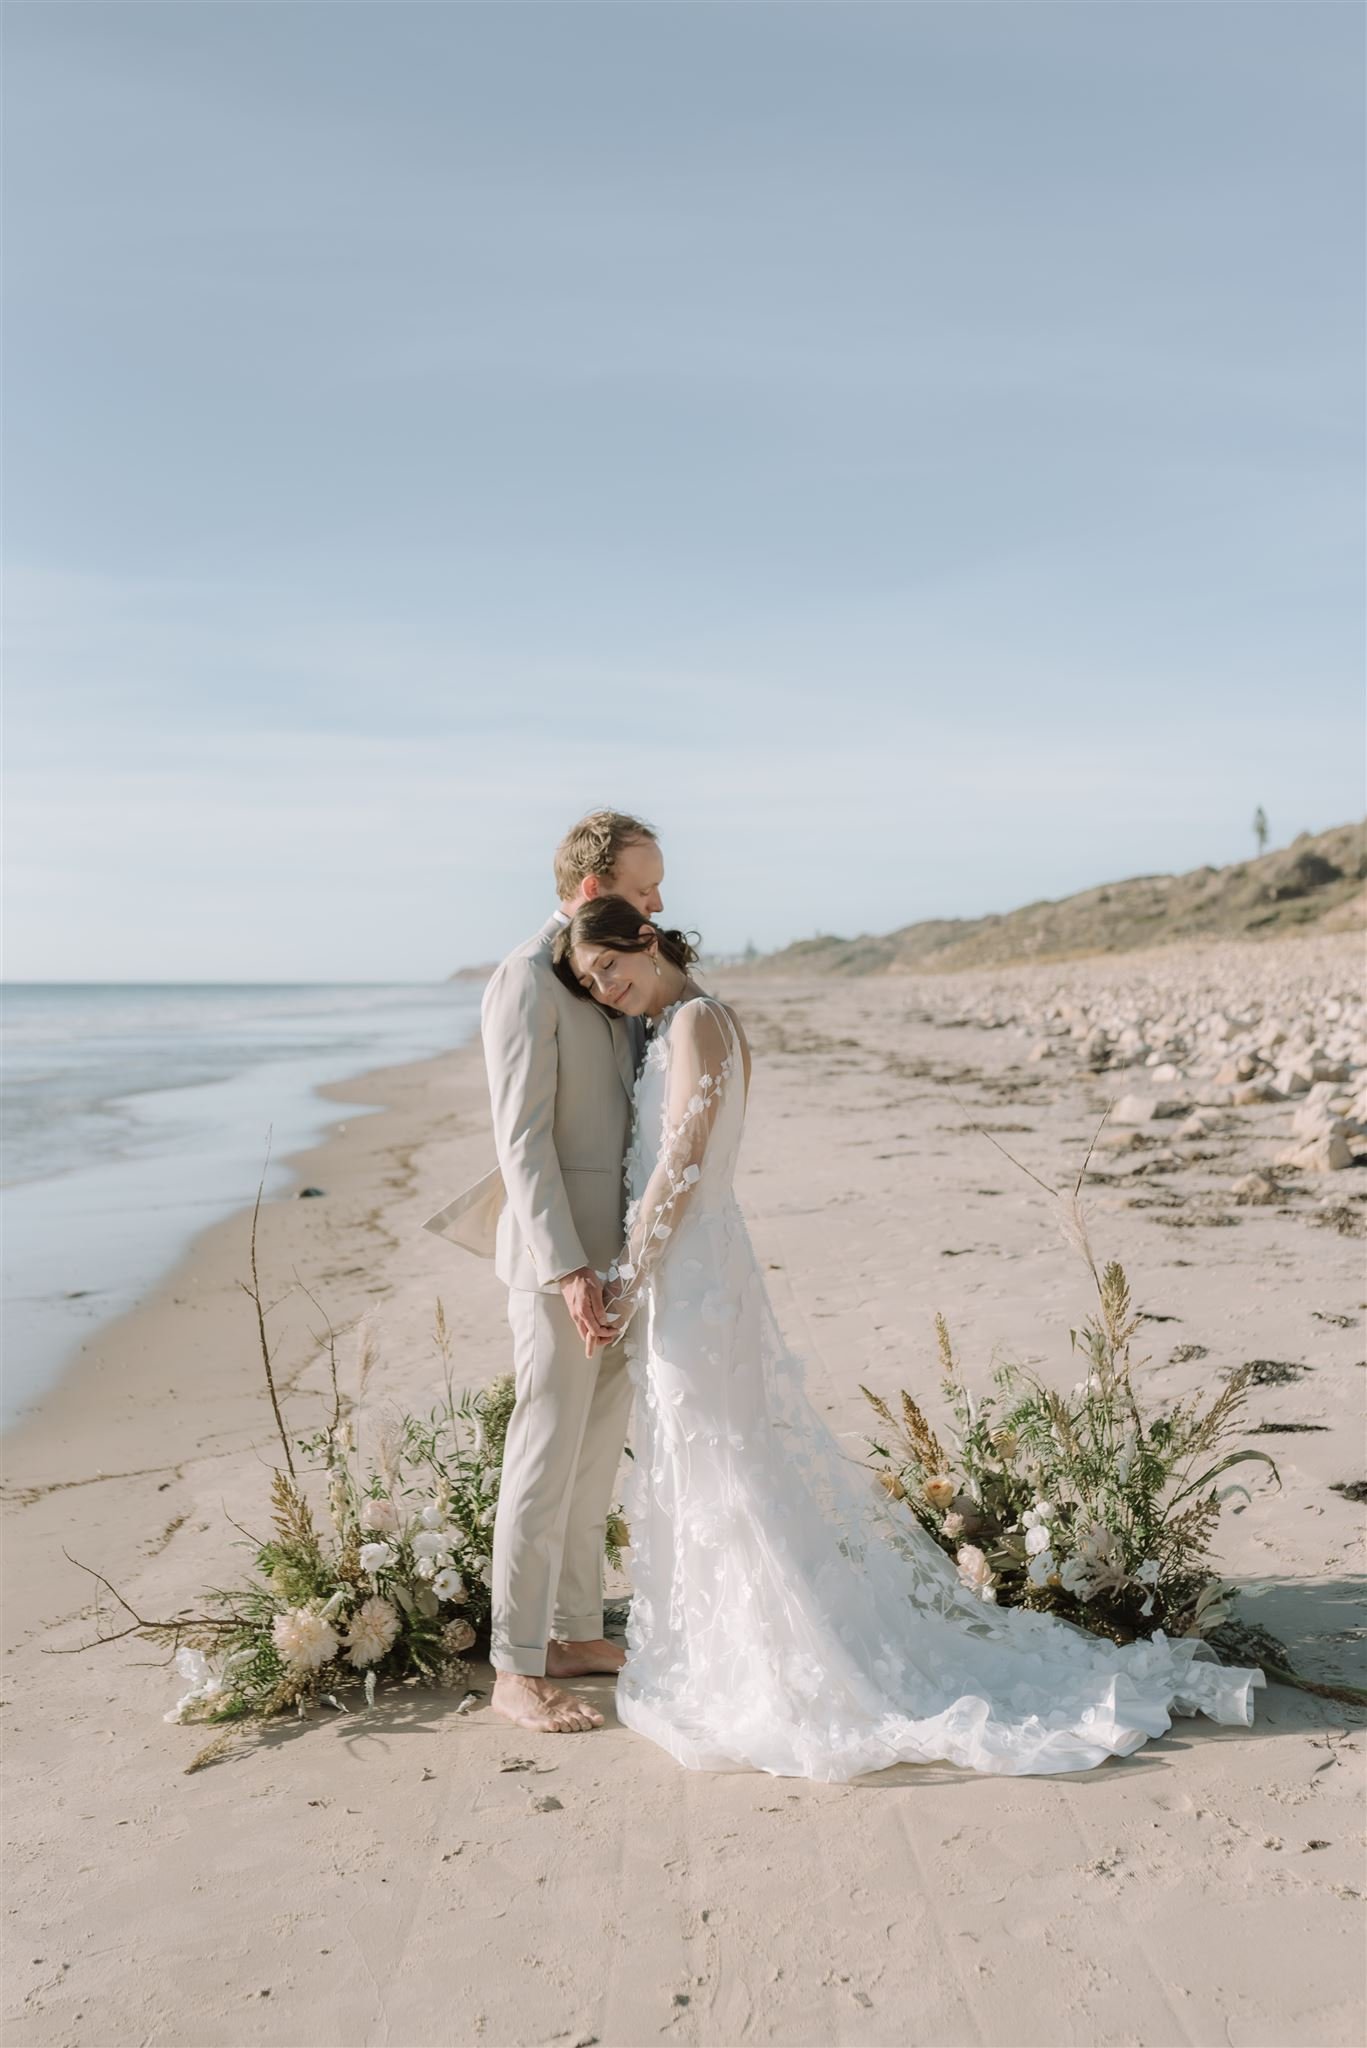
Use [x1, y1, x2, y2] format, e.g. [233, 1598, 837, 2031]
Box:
[358, 1541, 397, 1574]
[1025, 1525, 1051, 1556]
[414, 1556, 438, 1581]
[924, 1476, 957, 1511]
[420, 1503, 447, 1530]
[955, 1544, 997, 1601]
[412, 1531, 451, 1561]
[433, 1567, 467, 1603]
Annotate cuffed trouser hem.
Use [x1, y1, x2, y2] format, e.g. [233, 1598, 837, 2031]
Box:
[551, 1612, 604, 1643]
[491, 1643, 550, 1678]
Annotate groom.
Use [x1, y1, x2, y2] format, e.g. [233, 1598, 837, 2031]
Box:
[425, 810, 662, 1732]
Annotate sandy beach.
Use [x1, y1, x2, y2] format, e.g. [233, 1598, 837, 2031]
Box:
[4, 943, 1364, 2048]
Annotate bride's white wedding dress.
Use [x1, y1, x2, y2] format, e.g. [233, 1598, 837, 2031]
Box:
[606, 994, 1263, 1783]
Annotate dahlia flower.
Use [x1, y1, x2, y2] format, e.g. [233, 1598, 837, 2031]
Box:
[272, 1607, 341, 1671]
[342, 1596, 400, 1669]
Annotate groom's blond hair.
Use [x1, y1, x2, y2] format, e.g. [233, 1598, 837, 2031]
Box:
[554, 810, 658, 900]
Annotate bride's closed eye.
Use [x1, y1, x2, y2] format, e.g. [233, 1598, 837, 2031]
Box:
[579, 955, 618, 991]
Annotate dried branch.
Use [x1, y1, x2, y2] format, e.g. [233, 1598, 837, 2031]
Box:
[240, 1134, 295, 1478]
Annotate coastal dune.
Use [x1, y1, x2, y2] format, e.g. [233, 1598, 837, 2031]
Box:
[3, 935, 1364, 2048]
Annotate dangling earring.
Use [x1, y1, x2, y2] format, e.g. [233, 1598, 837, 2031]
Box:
[653, 959, 662, 978]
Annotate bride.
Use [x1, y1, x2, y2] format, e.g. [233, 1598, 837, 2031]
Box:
[554, 898, 1264, 1783]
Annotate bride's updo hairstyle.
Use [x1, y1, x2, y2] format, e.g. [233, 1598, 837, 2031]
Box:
[553, 895, 701, 1001]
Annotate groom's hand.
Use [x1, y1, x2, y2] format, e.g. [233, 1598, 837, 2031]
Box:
[559, 1266, 616, 1350]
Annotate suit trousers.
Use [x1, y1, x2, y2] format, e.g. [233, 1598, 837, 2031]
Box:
[489, 1287, 634, 1675]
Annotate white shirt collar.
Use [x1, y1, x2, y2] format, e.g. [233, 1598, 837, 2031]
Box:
[552, 908, 570, 927]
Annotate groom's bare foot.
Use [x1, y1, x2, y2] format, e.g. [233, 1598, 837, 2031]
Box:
[490, 1672, 603, 1733]
[546, 1636, 626, 1678]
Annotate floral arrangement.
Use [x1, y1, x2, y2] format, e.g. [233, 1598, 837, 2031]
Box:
[863, 1257, 1278, 1647]
[863, 1247, 1362, 1704]
[858, 1109, 1367, 1706]
[70, 1189, 628, 1766]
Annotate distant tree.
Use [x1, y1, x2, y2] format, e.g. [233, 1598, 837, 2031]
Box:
[1253, 805, 1269, 856]
[743, 939, 759, 962]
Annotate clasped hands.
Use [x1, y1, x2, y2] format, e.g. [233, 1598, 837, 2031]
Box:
[559, 1265, 631, 1357]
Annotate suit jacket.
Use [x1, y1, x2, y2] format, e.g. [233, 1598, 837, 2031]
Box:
[422, 915, 643, 1293]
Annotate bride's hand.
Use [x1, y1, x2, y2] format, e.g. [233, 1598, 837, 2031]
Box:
[586, 1275, 630, 1357]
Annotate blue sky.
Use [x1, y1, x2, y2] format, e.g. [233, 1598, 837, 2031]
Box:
[5, 2, 1363, 979]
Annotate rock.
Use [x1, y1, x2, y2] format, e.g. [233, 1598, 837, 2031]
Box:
[1111, 1095, 1189, 1125]
[1292, 1094, 1347, 1138]
[1272, 1067, 1313, 1097]
[1149, 1062, 1185, 1085]
[1026, 1041, 1055, 1063]
[1232, 1079, 1284, 1106]
[1279, 1130, 1354, 1172]
[1312, 1057, 1352, 1084]
[1111, 1095, 1160, 1125]
[297, 1186, 326, 1199]
[1232, 1170, 1284, 1205]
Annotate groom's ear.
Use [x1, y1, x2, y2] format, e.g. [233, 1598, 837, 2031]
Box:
[582, 874, 602, 901]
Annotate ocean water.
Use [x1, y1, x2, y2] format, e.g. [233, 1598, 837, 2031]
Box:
[1, 982, 483, 1430]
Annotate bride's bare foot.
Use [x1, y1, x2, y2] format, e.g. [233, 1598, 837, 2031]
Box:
[546, 1636, 626, 1678]
[490, 1672, 603, 1733]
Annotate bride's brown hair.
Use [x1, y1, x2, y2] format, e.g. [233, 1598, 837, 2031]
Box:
[552, 895, 701, 999]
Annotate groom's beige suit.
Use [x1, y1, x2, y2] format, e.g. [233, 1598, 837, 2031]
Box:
[424, 913, 641, 1674]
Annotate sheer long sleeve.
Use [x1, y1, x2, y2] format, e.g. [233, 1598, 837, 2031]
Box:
[603, 997, 739, 1335]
